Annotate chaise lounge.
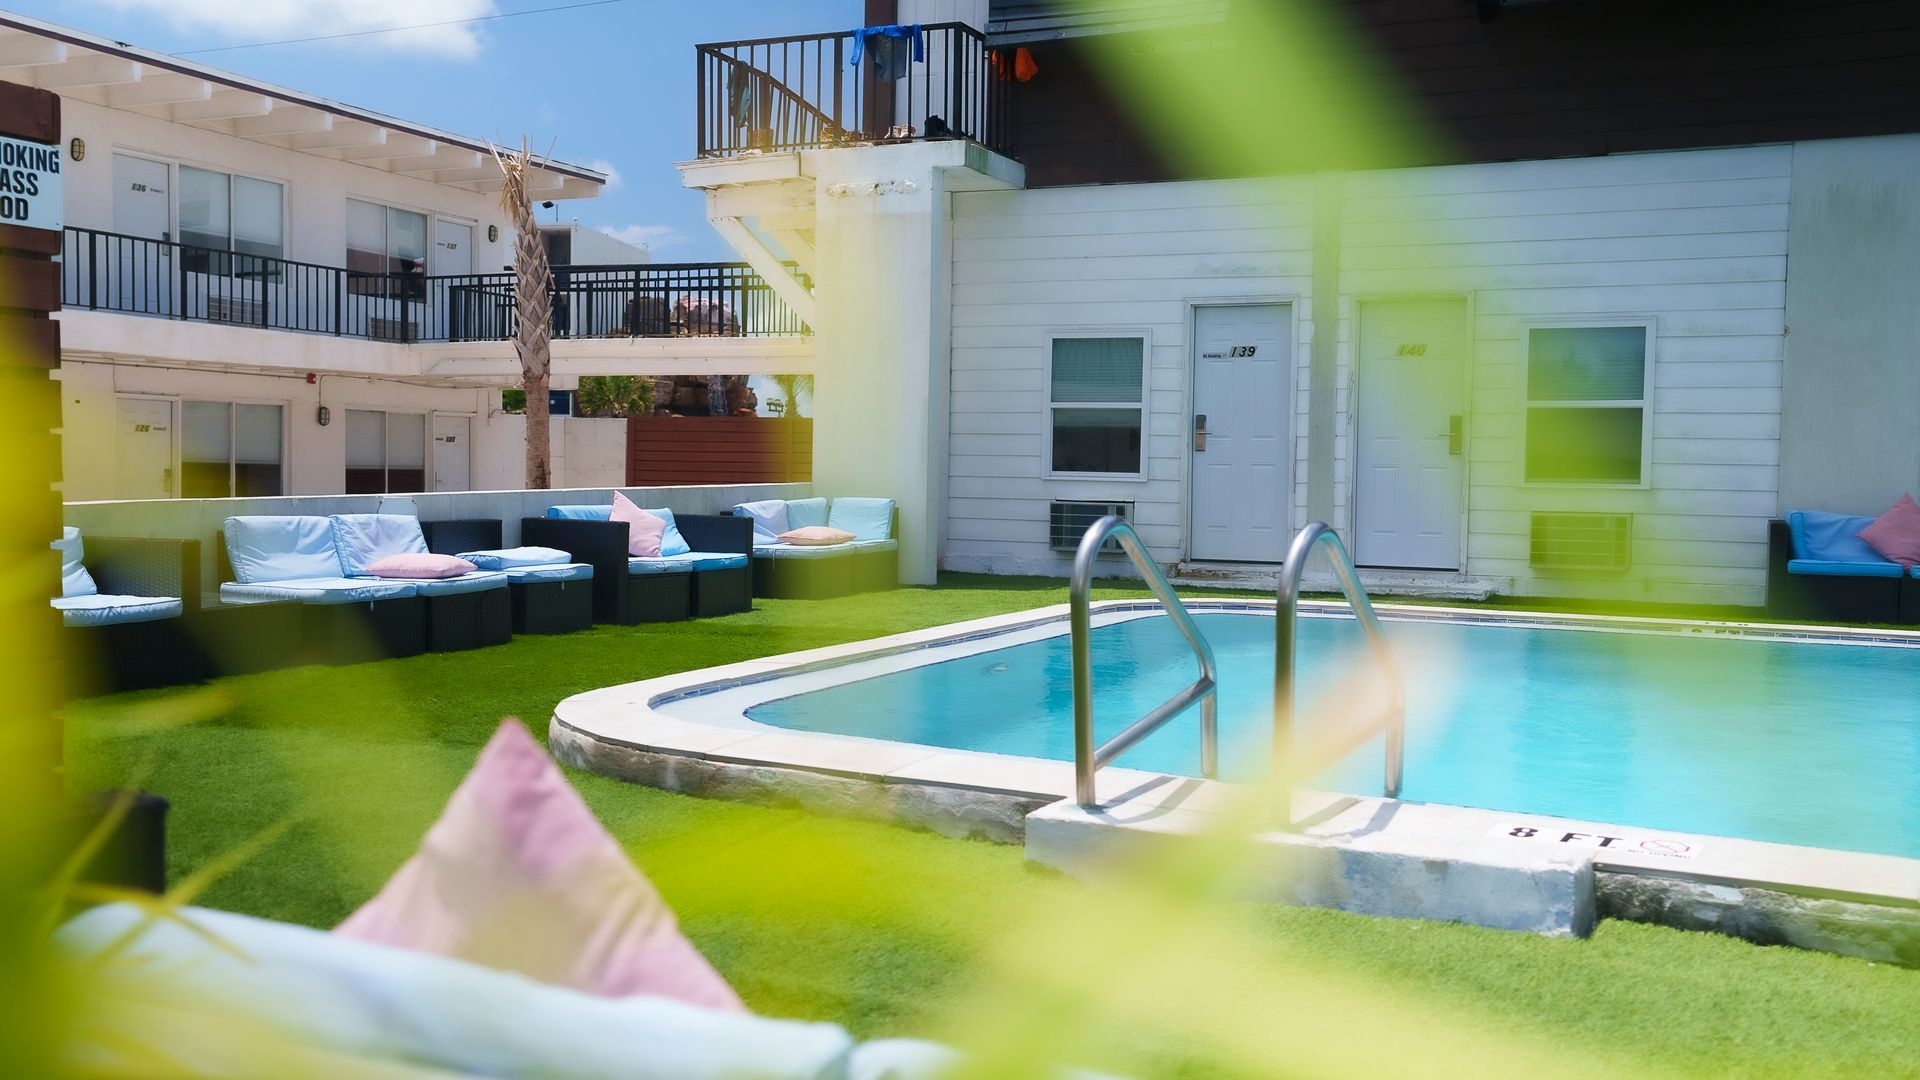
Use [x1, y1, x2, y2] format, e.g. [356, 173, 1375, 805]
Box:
[729, 497, 899, 599]
[52, 527, 201, 695]
[521, 503, 752, 623]
[420, 518, 596, 635]
[1765, 512, 1911, 624]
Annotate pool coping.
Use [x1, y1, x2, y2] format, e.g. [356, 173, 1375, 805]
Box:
[550, 598, 1920, 910]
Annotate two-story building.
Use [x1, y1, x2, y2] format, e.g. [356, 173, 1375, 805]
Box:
[10, 12, 815, 502]
[679, 0, 1920, 606]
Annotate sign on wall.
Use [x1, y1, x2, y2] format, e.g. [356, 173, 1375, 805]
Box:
[0, 134, 61, 231]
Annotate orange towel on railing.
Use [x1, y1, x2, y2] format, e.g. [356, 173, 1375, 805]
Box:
[991, 46, 1038, 83]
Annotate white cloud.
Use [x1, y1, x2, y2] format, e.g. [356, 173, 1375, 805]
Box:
[599, 224, 686, 251]
[584, 159, 622, 188]
[90, 0, 500, 59]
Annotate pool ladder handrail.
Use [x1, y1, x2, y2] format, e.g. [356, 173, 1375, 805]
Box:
[1069, 516, 1219, 806]
[1275, 521, 1406, 825]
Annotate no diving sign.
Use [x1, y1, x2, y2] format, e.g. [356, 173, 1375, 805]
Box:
[0, 135, 61, 232]
[1489, 822, 1699, 861]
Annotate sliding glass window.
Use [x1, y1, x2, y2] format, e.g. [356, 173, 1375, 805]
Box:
[181, 401, 284, 498]
[179, 167, 284, 279]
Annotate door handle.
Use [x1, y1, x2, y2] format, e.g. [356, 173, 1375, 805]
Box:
[162, 467, 173, 495]
[1447, 415, 1463, 456]
[1193, 413, 1208, 453]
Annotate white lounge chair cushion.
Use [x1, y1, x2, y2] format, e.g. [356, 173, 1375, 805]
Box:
[457, 546, 574, 571]
[784, 497, 830, 529]
[392, 571, 509, 597]
[56, 903, 856, 1080]
[500, 562, 594, 584]
[752, 539, 896, 560]
[53, 526, 98, 597]
[825, 498, 895, 542]
[222, 577, 418, 605]
[731, 500, 792, 545]
[224, 515, 343, 583]
[51, 593, 182, 628]
[330, 514, 431, 577]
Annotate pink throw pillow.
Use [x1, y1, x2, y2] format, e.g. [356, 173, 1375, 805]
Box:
[334, 720, 743, 1011]
[777, 526, 856, 547]
[1858, 493, 1920, 567]
[365, 553, 476, 579]
[610, 491, 667, 557]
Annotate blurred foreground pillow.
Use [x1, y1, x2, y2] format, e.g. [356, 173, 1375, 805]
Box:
[335, 719, 743, 1011]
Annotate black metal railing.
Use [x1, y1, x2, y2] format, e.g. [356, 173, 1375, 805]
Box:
[59, 226, 810, 343]
[696, 22, 1015, 158]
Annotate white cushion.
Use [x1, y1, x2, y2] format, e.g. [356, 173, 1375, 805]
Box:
[457, 546, 574, 571]
[225, 516, 343, 583]
[329, 514, 430, 577]
[826, 498, 895, 542]
[222, 577, 418, 605]
[731, 500, 792, 545]
[51, 594, 181, 628]
[53, 526, 99, 598]
[56, 903, 856, 1080]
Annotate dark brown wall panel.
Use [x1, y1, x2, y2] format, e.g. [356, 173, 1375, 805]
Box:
[626, 417, 813, 485]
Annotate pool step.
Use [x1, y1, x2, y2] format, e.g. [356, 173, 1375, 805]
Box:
[1024, 779, 1596, 938]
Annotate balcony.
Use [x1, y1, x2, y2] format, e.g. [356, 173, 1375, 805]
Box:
[695, 22, 1016, 159]
[57, 226, 810, 345]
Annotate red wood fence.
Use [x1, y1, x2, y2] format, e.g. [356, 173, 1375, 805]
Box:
[625, 416, 813, 485]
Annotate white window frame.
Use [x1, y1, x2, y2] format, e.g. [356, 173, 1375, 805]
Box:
[179, 398, 290, 498]
[344, 408, 430, 493]
[176, 164, 288, 266]
[1520, 317, 1655, 490]
[1043, 330, 1151, 482]
[346, 197, 431, 297]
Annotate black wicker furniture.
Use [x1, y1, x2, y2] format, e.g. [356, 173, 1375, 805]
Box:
[421, 518, 595, 635]
[522, 505, 752, 625]
[54, 532, 203, 696]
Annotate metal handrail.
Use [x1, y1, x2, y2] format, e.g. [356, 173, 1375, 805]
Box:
[1070, 516, 1218, 806]
[1273, 522, 1406, 825]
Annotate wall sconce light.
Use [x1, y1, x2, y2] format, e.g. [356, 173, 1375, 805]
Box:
[316, 406, 331, 426]
[487, 224, 499, 243]
[68, 137, 85, 161]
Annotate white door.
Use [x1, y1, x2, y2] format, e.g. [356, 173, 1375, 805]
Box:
[116, 398, 175, 499]
[1189, 304, 1290, 562]
[1354, 299, 1467, 569]
[433, 220, 473, 276]
[430, 414, 471, 492]
[111, 154, 172, 315]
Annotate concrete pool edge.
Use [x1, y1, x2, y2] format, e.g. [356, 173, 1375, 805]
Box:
[550, 599, 1920, 961]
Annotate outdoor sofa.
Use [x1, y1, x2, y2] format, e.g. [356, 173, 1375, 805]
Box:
[521, 504, 753, 623]
[420, 518, 595, 635]
[219, 514, 510, 661]
[728, 497, 899, 599]
[1765, 512, 1918, 624]
[52, 527, 201, 695]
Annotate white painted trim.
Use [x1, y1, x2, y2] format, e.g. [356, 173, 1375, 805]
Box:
[1518, 316, 1659, 490]
[1042, 327, 1153, 481]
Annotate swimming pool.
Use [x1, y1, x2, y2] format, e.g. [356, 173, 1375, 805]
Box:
[746, 611, 1920, 859]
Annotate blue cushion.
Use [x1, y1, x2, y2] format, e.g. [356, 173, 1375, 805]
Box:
[500, 562, 594, 584]
[51, 594, 182, 628]
[457, 546, 573, 571]
[626, 557, 696, 575]
[665, 551, 749, 572]
[225, 516, 344, 583]
[221, 577, 418, 605]
[329, 514, 430, 577]
[546, 504, 614, 521]
[826, 497, 896, 542]
[785, 497, 829, 529]
[1786, 510, 1890, 564]
[641, 507, 691, 557]
[53, 527, 99, 598]
[754, 543, 857, 560]
[1786, 558, 1904, 579]
[55, 903, 858, 1080]
[399, 571, 509, 597]
[732, 500, 792, 544]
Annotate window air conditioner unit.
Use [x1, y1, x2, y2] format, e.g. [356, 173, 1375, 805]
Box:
[1529, 512, 1632, 572]
[369, 316, 417, 342]
[1050, 501, 1133, 553]
[206, 296, 264, 325]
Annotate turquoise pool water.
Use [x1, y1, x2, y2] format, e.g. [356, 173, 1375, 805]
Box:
[748, 612, 1920, 858]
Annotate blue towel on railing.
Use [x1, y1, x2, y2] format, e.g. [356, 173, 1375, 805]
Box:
[850, 24, 923, 78]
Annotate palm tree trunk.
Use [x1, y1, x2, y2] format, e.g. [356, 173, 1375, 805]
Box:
[493, 140, 554, 489]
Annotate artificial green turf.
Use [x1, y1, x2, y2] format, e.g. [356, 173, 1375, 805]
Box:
[62, 576, 1920, 1079]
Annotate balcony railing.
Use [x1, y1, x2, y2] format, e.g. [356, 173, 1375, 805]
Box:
[696, 22, 1015, 158]
[58, 226, 810, 344]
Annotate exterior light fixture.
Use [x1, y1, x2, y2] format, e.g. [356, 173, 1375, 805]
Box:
[487, 224, 499, 243]
[68, 137, 85, 161]
[316, 406, 331, 426]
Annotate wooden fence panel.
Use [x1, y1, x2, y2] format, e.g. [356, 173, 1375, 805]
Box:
[626, 417, 813, 485]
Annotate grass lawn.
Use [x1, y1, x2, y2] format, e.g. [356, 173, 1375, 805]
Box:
[63, 574, 1920, 1079]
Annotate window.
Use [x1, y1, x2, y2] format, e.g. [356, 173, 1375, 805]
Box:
[1524, 324, 1651, 485]
[179, 167, 284, 278]
[344, 409, 427, 493]
[346, 199, 428, 299]
[181, 401, 283, 498]
[1049, 336, 1145, 476]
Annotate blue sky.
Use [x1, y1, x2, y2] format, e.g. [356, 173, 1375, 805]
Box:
[17, 0, 863, 261]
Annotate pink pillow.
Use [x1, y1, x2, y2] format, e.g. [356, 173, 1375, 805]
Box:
[1858, 493, 1920, 567]
[610, 491, 667, 557]
[365, 553, 476, 579]
[334, 720, 743, 1011]
[777, 526, 856, 547]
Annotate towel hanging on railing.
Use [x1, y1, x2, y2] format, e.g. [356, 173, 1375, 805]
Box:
[849, 24, 924, 79]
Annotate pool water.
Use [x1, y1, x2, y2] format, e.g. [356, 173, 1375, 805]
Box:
[748, 613, 1920, 858]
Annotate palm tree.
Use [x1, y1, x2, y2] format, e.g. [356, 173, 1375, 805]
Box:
[492, 139, 553, 488]
[770, 373, 813, 418]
